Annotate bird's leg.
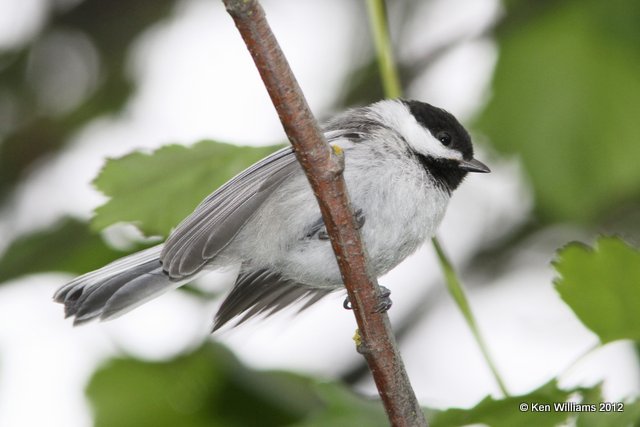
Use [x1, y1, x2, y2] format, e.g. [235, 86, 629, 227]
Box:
[343, 285, 392, 313]
[318, 208, 365, 240]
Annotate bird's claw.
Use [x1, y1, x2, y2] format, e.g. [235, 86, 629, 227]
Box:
[318, 209, 365, 240]
[354, 208, 366, 229]
[342, 286, 392, 313]
[374, 286, 392, 313]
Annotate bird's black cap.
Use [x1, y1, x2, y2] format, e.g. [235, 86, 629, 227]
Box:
[401, 100, 474, 160]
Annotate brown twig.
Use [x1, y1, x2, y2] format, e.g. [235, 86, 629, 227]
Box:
[221, 1, 427, 426]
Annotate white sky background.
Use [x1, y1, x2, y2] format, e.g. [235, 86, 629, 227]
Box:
[0, 0, 638, 426]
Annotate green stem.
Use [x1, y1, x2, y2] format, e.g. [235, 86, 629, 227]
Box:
[432, 239, 509, 396]
[366, 0, 402, 99]
[366, 0, 510, 397]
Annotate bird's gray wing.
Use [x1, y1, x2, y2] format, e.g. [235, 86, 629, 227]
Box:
[160, 146, 300, 279]
[212, 267, 333, 331]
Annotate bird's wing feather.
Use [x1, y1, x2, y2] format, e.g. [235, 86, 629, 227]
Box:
[212, 268, 333, 331]
[160, 146, 300, 279]
[160, 132, 356, 280]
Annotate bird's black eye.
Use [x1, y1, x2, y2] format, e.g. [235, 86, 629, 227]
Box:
[437, 131, 452, 146]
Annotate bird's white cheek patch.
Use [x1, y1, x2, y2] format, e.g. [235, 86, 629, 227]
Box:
[405, 122, 464, 161]
[369, 99, 463, 161]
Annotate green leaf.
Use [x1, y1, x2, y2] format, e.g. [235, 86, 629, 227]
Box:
[428, 380, 640, 427]
[0, 217, 127, 284]
[88, 342, 327, 427]
[477, 1, 640, 223]
[429, 380, 573, 427]
[91, 141, 281, 237]
[294, 382, 387, 427]
[575, 383, 640, 427]
[87, 341, 392, 427]
[553, 237, 640, 343]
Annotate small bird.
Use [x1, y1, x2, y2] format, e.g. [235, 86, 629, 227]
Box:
[54, 99, 490, 331]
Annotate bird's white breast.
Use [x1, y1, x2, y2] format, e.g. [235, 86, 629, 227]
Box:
[344, 144, 450, 277]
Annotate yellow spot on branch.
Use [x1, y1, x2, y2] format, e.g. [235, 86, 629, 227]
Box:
[353, 329, 362, 347]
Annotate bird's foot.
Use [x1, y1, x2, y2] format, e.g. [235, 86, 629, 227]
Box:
[318, 209, 365, 240]
[342, 286, 392, 313]
[374, 286, 392, 313]
[343, 296, 352, 310]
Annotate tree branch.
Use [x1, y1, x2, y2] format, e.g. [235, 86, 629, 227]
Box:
[221, 1, 427, 425]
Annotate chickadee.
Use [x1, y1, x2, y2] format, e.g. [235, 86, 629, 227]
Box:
[54, 99, 490, 331]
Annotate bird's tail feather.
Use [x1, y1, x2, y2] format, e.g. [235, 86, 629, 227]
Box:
[53, 245, 188, 325]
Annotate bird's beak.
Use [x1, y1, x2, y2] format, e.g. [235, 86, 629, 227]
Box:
[459, 158, 490, 173]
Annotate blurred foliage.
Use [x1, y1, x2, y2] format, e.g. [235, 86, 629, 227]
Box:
[292, 381, 387, 427]
[478, 0, 640, 224]
[0, 217, 129, 284]
[431, 380, 571, 427]
[0, 0, 177, 203]
[92, 141, 281, 237]
[338, 59, 385, 108]
[431, 379, 639, 427]
[576, 384, 640, 427]
[87, 341, 387, 427]
[554, 237, 640, 344]
[88, 341, 640, 427]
